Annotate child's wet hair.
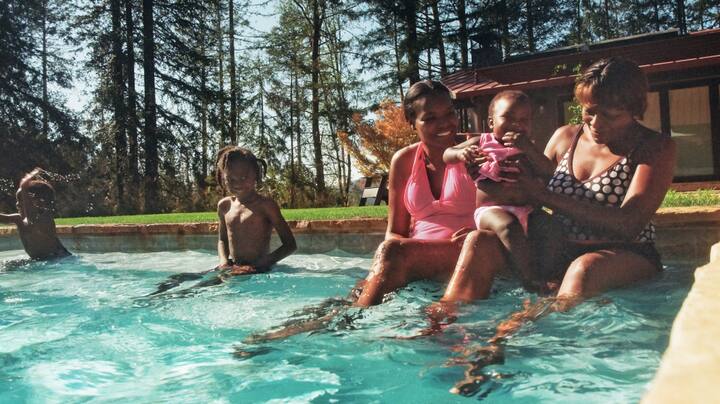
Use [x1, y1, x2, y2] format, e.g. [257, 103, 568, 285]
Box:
[403, 80, 453, 123]
[574, 57, 648, 118]
[488, 90, 531, 116]
[215, 146, 267, 191]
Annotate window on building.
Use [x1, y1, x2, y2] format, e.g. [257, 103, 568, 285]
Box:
[669, 86, 713, 177]
[639, 92, 661, 132]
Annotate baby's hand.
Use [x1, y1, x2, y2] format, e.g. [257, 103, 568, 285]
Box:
[461, 145, 485, 164]
[502, 132, 532, 151]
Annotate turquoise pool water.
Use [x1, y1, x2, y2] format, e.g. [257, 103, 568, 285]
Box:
[0, 248, 693, 403]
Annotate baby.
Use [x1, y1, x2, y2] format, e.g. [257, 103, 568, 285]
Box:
[215, 146, 296, 274]
[0, 168, 70, 260]
[444, 91, 552, 290]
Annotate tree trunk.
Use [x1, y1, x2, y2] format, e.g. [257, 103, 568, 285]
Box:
[676, 0, 687, 34]
[41, 0, 48, 139]
[310, 0, 325, 197]
[430, 0, 447, 76]
[526, 0, 535, 52]
[142, 0, 159, 213]
[424, 5, 432, 78]
[215, 0, 227, 147]
[294, 73, 302, 169]
[289, 70, 296, 208]
[125, 0, 140, 210]
[402, 0, 420, 83]
[112, 0, 128, 212]
[228, 0, 237, 144]
[392, 16, 404, 101]
[457, 0, 468, 69]
[603, 0, 611, 38]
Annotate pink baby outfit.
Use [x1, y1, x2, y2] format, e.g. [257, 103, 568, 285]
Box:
[473, 133, 533, 234]
[404, 143, 476, 240]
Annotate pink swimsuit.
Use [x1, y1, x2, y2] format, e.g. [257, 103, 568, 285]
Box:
[404, 143, 476, 240]
[473, 133, 533, 234]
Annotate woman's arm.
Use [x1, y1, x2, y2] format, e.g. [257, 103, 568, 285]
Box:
[217, 199, 232, 267]
[253, 199, 297, 270]
[385, 146, 415, 240]
[524, 135, 676, 241]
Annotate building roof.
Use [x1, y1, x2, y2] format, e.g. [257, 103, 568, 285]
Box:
[443, 29, 720, 100]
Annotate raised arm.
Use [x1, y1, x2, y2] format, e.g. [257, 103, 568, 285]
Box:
[525, 134, 676, 241]
[0, 213, 21, 225]
[252, 199, 297, 271]
[217, 198, 232, 268]
[443, 136, 483, 165]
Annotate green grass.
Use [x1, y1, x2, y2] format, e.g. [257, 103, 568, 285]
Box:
[53, 205, 390, 226]
[660, 189, 720, 208]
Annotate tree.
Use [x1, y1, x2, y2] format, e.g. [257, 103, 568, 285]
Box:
[142, 0, 159, 212]
[338, 100, 417, 176]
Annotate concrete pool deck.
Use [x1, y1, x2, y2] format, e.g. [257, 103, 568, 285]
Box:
[1, 206, 719, 400]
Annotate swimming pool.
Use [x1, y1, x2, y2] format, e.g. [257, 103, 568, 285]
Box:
[0, 248, 693, 402]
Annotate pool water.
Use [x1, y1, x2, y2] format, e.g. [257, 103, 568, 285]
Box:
[0, 249, 693, 403]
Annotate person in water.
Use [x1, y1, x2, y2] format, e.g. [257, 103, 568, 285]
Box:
[448, 57, 677, 395]
[149, 146, 296, 295]
[215, 146, 296, 274]
[353, 80, 507, 308]
[0, 168, 70, 260]
[443, 90, 554, 291]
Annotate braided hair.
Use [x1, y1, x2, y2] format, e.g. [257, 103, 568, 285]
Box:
[574, 57, 648, 118]
[215, 146, 267, 193]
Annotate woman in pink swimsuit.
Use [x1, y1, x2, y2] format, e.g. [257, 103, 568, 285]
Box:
[355, 80, 507, 307]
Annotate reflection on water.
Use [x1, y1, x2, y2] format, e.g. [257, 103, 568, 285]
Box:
[0, 249, 693, 402]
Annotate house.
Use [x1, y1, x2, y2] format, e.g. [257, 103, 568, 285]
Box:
[442, 28, 720, 185]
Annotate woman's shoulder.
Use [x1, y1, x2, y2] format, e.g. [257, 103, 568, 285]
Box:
[546, 124, 581, 155]
[391, 142, 420, 166]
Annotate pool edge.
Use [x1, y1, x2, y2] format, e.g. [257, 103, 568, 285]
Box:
[642, 240, 720, 403]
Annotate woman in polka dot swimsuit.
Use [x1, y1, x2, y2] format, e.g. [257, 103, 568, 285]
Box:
[519, 57, 676, 307]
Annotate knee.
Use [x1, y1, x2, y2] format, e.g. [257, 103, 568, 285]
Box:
[560, 257, 594, 296]
[372, 239, 405, 273]
[465, 229, 500, 252]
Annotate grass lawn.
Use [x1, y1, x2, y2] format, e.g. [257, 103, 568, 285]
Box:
[0, 190, 714, 227]
[54, 205, 389, 226]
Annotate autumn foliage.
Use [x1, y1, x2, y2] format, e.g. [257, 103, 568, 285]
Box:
[338, 100, 418, 177]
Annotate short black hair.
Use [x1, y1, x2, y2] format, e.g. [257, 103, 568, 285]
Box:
[488, 90, 531, 116]
[402, 80, 453, 123]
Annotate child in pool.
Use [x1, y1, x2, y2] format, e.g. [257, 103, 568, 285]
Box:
[0, 168, 70, 260]
[443, 91, 553, 290]
[215, 146, 296, 274]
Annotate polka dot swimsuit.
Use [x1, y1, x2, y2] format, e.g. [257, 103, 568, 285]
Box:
[547, 126, 655, 243]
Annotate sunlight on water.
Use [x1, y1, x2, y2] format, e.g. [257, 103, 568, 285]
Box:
[0, 249, 694, 402]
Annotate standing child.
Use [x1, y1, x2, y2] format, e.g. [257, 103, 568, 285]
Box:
[443, 91, 553, 290]
[215, 146, 296, 274]
[0, 168, 70, 260]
